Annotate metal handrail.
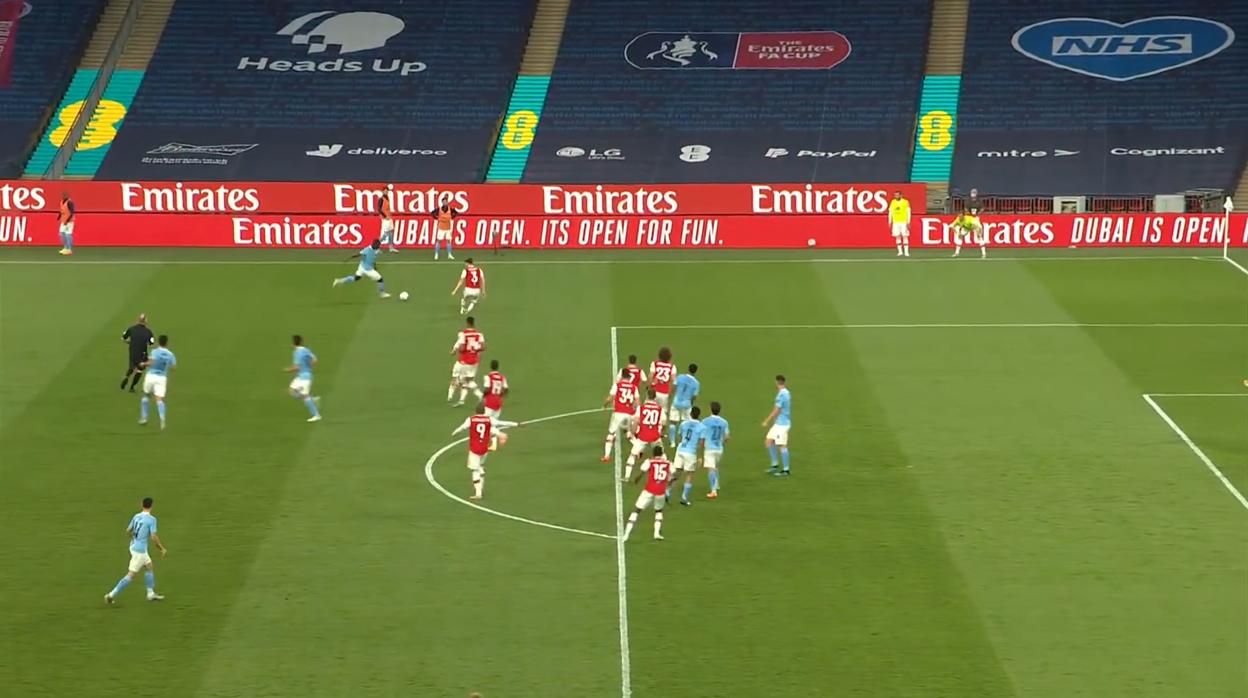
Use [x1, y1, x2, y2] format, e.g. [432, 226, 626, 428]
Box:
[44, 0, 145, 179]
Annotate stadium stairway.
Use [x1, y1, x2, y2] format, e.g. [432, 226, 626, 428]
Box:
[23, 0, 175, 178]
[912, 0, 969, 210]
[484, 0, 571, 182]
[1234, 169, 1248, 211]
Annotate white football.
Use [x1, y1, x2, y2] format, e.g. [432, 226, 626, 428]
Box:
[398, 291, 410, 301]
[807, 238, 816, 247]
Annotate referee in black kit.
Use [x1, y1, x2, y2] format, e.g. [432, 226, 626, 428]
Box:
[120, 314, 154, 391]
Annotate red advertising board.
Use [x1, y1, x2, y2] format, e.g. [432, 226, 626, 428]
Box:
[2, 211, 1245, 249]
[0, 181, 926, 215]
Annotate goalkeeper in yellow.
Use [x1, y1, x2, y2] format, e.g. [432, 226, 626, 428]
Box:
[952, 208, 987, 258]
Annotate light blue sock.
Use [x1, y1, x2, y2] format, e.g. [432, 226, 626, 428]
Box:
[668, 425, 677, 443]
[59, 231, 67, 248]
[109, 576, 131, 597]
[377, 280, 386, 294]
[156, 401, 167, 424]
[447, 241, 453, 256]
[681, 481, 692, 502]
[781, 447, 790, 471]
[303, 396, 319, 416]
[767, 444, 779, 466]
[664, 483, 672, 498]
[140, 396, 150, 421]
[339, 275, 357, 284]
[65, 234, 73, 251]
[144, 571, 155, 592]
[709, 470, 719, 491]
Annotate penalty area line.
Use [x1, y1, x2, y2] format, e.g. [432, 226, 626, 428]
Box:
[423, 406, 615, 540]
[1141, 394, 1248, 512]
[610, 325, 633, 698]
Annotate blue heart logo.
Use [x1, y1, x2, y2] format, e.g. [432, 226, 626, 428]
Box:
[1012, 16, 1235, 81]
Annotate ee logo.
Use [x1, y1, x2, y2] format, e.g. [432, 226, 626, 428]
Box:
[501, 110, 539, 150]
[918, 110, 954, 152]
[50, 100, 127, 150]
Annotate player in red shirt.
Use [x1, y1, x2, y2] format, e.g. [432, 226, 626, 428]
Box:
[449, 316, 485, 406]
[482, 359, 508, 418]
[623, 445, 670, 541]
[449, 257, 486, 315]
[648, 346, 675, 410]
[623, 354, 647, 388]
[624, 388, 664, 480]
[451, 404, 518, 500]
[601, 368, 639, 462]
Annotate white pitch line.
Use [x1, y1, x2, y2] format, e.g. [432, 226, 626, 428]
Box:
[614, 322, 1248, 330]
[1146, 393, 1248, 398]
[423, 407, 616, 540]
[609, 325, 633, 698]
[0, 253, 1225, 266]
[1224, 255, 1248, 277]
[1142, 394, 1248, 511]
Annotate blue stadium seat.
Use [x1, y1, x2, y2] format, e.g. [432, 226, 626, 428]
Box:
[952, 0, 1248, 195]
[523, 0, 931, 183]
[0, 0, 104, 177]
[96, 0, 535, 182]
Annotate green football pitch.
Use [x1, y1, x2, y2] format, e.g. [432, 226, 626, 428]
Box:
[1, 247, 1245, 698]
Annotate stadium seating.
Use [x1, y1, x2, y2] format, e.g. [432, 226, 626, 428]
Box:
[952, 0, 1248, 196]
[522, 0, 932, 183]
[0, 0, 104, 177]
[95, 0, 536, 182]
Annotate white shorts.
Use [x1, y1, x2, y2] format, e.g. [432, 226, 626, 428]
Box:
[674, 450, 698, 472]
[766, 424, 790, 446]
[436, 230, 452, 242]
[452, 362, 479, 381]
[466, 451, 486, 474]
[381, 220, 395, 236]
[60, 221, 75, 235]
[288, 377, 312, 396]
[128, 551, 152, 573]
[484, 406, 501, 419]
[891, 222, 909, 238]
[608, 411, 632, 433]
[634, 490, 666, 511]
[668, 405, 690, 423]
[654, 392, 670, 409]
[355, 265, 382, 281]
[630, 436, 659, 453]
[973, 229, 987, 245]
[462, 288, 481, 300]
[703, 449, 723, 469]
[142, 373, 167, 398]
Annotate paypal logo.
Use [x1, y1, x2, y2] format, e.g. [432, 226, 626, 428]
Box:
[1013, 16, 1234, 81]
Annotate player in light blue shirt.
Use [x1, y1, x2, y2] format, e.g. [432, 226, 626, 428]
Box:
[671, 406, 704, 505]
[285, 334, 322, 422]
[763, 374, 792, 476]
[105, 497, 167, 604]
[700, 401, 730, 498]
[668, 363, 700, 447]
[139, 335, 176, 430]
[332, 238, 391, 298]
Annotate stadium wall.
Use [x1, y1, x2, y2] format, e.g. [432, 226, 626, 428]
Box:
[0, 180, 1243, 249]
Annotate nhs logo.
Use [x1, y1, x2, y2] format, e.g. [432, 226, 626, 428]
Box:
[1013, 17, 1234, 81]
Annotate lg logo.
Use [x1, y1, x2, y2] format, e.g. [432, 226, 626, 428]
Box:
[679, 145, 711, 163]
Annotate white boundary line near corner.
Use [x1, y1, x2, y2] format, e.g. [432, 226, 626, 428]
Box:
[614, 322, 1248, 330]
[423, 406, 616, 540]
[0, 253, 1226, 266]
[609, 325, 633, 698]
[1141, 393, 1248, 511]
[1223, 255, 1248, 277]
